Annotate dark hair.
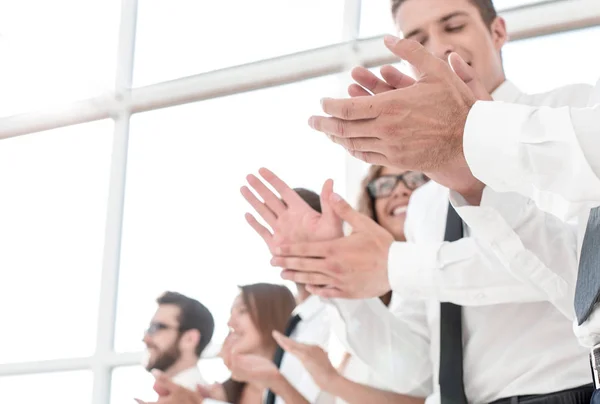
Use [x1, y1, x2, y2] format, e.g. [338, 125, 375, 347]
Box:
[391, 0, 498, 28]
[156, 291, 215, 357]
[293, 188, 322, 213]
[224, 283, 297, 403]
[356, 165, 385, 222]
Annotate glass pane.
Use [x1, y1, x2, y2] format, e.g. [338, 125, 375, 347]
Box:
[133, 1, 345, 86]
[503, 26, 600, 93]
[115, 75, 346, 353]
[0, 120, 113, 362]
[359, 0, 397, 39]
[0, 1, 121, 117]
[111, 359, 230, 404]
[0, 371, 92, 404]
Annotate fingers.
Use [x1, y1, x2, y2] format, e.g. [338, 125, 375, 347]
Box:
[350, 66, 396, 95]
[448, 53, 492, 101]
[273, 255, 336, 273]
[258, 167, 304, 208]
[327, 192, 373, 230]
[306, 284, 346, 298]
[348, 83, 371, 97]
[380, 65, 416, 88]
[318, 96, 383, 121]
[348, 150, 389, 166]
[383, 36, 445, 78]
[246, 174, 287, 216]
[244, 213, 274, 247]
[240, 186, 277, 227]
[272, 330, 310, 356]
[319, 179, 334, 219]
[309, 115, 380, 140]
[196, 384, 211, 398]
[280, 269, 338, 286]
[153, 373, 180, 394]
[327, 133, 381, 153]
[276, 240, 335, 258]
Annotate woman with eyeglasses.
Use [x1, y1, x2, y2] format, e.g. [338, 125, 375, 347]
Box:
[268, 166, 429, 404]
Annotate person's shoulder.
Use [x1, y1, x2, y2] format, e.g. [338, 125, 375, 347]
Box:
[520, 83, 595, 108]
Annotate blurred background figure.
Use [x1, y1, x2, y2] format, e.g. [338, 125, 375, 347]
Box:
[143, 291, 215, 391]
[202, 283, 297, 403]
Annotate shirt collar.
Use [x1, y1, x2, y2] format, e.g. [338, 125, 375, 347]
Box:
[172, 366, 206, 389]
[293, 294, 326, 321]
[491, 80, 522, 103]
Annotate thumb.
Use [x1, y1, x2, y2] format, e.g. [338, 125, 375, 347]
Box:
[448, 53, 492, 101]
[383, 35, 442, 78]
[320, 179, 335, 219]
[328, 192, 366, 229]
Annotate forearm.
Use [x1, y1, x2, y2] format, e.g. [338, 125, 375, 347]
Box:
[464, 102, 600, 207]
[327, 373, 425, 404]
[270, 374, 310, 404]
[389, 239, 548, 306]
[451, 188, 578, 319]
[327, 299, 432, 396]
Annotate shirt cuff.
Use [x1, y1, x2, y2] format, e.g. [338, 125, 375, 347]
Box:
[388, 241, 438, 299]
[449, 187, 532, 230]
[463, 101, 532, 192]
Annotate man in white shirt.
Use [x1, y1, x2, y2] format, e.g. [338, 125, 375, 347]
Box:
[258, 0, 594, 403]
[301, 0, 600, 384]
[143, 291, 215, 392]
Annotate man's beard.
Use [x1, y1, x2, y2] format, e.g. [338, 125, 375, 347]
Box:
[146, 341, 181, 372]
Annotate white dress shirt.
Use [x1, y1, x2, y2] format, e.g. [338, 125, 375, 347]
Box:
[172, 365, 207, 390]
[456, 78, 600, 347]
[334, 295, 407, 404]
[278, 294, 332, 404]
[329, 81, 592, 404]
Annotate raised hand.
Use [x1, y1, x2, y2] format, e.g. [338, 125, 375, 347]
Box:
[135, 373, 204, 404]
[272, 331, 339, 390]
[241, 168, 343, 254]
[271, 192, 394, 299]
[229, 353, 281, 390]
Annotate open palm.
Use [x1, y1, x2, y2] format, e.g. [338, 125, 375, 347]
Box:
[241, 168, 343, 253]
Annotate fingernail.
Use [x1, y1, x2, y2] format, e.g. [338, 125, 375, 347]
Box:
[330, 193, 342, 202]
[270, 257, 277, 266]
[384, 35, 400, 47]
[308, 116, 315, 128]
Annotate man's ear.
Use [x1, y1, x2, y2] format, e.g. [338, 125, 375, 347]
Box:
[490, 16, 509, 51]
[181, 329, 201, 353]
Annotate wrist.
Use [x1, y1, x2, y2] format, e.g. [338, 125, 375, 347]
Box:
[325, 372, 347, 396]
[268, 371, 288, 394]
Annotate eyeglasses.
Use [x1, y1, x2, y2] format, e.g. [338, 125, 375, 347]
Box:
[145, 322, 183, 336]
[367, 172, 429, 199]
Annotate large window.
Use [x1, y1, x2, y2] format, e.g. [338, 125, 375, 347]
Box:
[114, 74, 346, 356]
[503, 25, 600, 92]
[133, 1, 346, 86]
[0, 0, 120, 117]
[0, 371, 93, 404]
[0, 121, 113, 364]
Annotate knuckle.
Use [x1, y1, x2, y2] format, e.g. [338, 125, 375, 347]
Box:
[340, 103, 353, 120]
[335, 119, 346, 137]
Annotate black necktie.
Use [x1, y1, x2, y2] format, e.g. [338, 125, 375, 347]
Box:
[439, 203, 468, 404]
[265, 314, 302, 404]
[574, 207, 600, 325]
